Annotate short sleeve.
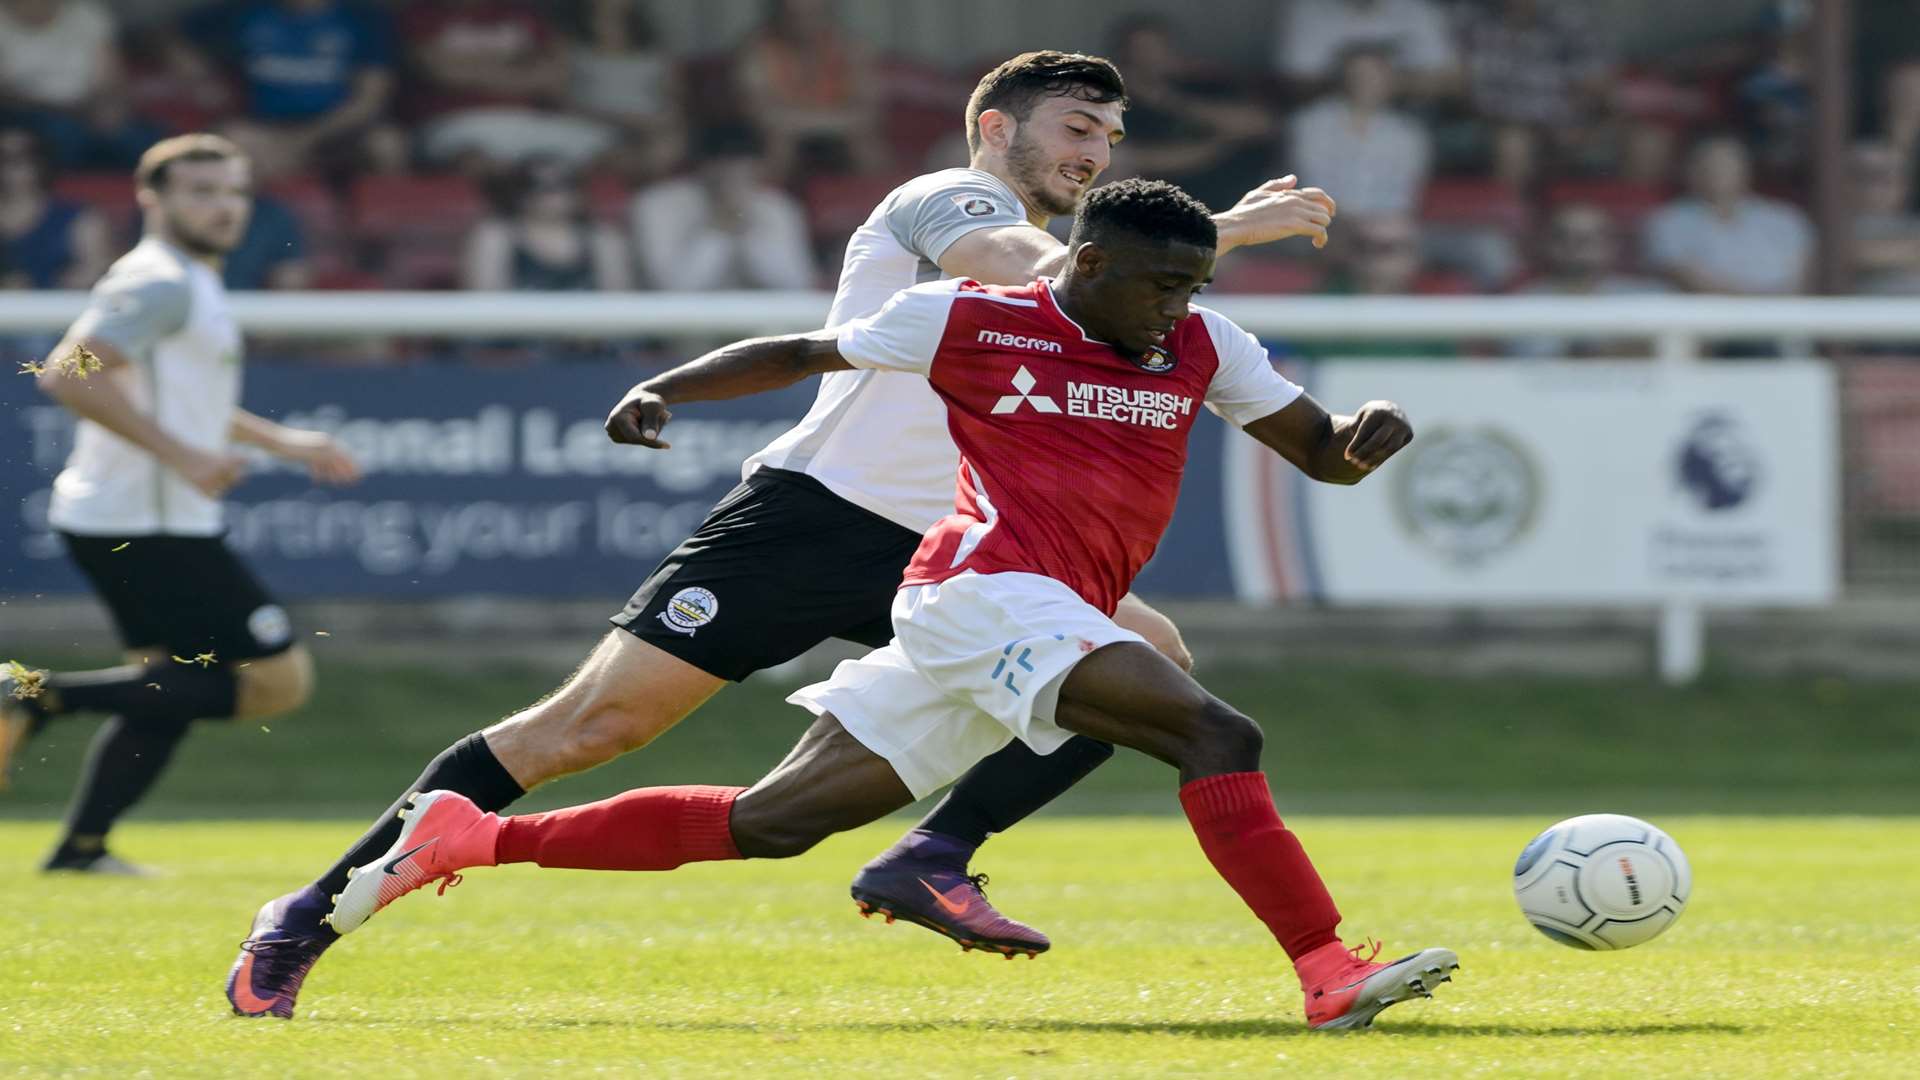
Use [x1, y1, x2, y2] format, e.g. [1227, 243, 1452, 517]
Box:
[68, 271, 190, 358]
[834, 279, 961, 376]
[882, 171, 1029, 266]
[1642, 206, 1689, 270]
[1196, 308, 1303, 427]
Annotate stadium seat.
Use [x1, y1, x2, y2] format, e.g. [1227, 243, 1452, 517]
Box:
[583, 171, 633, 224]
[1419, 177, 1531, 234]
[1211, 257, 1325, 295]
[803, 173, 905, 243]
[264, 175, 341, 238]
[383, 243, 466, 291]
[1541, 179, 1671, 231]
[348, 174, 488, 241]
[51, 173, 138, 239]
[1412, 269, 1478, 295]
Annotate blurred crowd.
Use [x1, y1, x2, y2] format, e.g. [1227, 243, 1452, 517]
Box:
[0, 0, 1916, 344]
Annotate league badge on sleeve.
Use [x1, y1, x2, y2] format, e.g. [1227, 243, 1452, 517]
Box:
[951, 194, 1001, 218]
[659, 587, 719, 635]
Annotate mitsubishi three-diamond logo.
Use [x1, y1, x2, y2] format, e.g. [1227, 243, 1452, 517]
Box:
[991, 365, 1061, 414]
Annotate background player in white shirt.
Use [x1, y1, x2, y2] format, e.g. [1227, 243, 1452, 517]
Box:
[227, 51, 1336, 1019]
[0, 135, 359, 874]
[333, 179, 1455, 1033]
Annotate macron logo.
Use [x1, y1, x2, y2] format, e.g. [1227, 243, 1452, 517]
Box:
[991, 365, 1061, 415]
[977, 329, 1063, 353]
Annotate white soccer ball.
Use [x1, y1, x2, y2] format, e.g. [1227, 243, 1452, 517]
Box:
[1512, 813, 1691, 950]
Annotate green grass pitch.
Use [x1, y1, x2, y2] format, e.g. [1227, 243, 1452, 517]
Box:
[2, 816, 1915, 1077]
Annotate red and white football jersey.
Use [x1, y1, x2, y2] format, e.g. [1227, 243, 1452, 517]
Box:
[836, 278, 1302, 614]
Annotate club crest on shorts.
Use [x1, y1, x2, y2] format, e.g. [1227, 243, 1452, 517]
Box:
[247, 604, 293, 648]
[658, 587, 719, 635]
[1133, 345, 1178, 373]
[950, 194, 999, 217]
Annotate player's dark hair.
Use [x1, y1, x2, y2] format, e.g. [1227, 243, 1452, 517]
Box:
[1067, 178, 1217, 252]
[964, 50, 1127, 155]
[135, 133, 244, 191]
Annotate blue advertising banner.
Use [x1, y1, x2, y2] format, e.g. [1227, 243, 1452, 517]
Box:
[3, 363, 1240, 601]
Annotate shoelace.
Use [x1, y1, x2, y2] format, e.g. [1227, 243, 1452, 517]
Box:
[966, 872, 991, 899]
[433, 872, 464, 896]
[1348, 937, 1384, 965]
[244, 935, 323, 990]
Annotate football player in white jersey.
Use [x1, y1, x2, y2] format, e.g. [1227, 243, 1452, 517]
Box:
[0, 135, 359, 874]
[226, 51, 1334, 1019]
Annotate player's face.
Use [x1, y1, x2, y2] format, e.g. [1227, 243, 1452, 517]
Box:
[148, 157, 253, 257]
[1076, 239, 1215, 358]
[1004, 95, 1124, 218]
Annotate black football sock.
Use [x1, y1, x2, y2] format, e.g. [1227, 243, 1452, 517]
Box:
[913, 734, 1116, 849]
[52, 714, 194, 859]
[43, 662, 238, 726]
[308, 733, 527, 909]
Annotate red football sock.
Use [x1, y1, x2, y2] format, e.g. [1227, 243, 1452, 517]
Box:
[1179, 771, 1342, 960]
[494, 785, 744, 870]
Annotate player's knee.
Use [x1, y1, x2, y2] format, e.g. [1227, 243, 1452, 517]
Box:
[728, 808, 828, 860]
[1187, 701, 1263, 771]
[233, 647, 314, 720]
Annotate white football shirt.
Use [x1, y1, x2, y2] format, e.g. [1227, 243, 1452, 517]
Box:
[48, 236, 244, 536]
[741, 167, 1030, 533]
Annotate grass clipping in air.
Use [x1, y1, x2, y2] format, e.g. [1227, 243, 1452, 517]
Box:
[18, 344, 105, 379]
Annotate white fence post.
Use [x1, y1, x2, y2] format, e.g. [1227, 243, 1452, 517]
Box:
[1654, 330, 1707, 685]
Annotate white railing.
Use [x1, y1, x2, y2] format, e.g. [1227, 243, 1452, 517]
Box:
[4, 290, 1920, 343]
[7, 289, 1908, 685]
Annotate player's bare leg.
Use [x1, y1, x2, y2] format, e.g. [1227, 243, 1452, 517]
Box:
[229, 631, 721, 1016]
[1049, 641, 1459, 1030]
[851, 594, 1189, 954]
[326, 714, 917, 930]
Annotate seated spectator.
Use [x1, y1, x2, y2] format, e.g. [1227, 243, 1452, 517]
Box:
[1289, 45, 1431, 218]
[0, 0, 162, 169]
[222, 195, 311, 291]
[629, 125, 813, 290]
[1312, 214, 1457, 357]
[1849, 141, 1920, 296]
[463, 156, 631, 291]
[1273, 0, 1459, 99]
[566, 0, 685, 182]
[1107, 16, 1274, 212]
[185, 0, 406, 180]
[736, 0, 885, 182]
[404, 0, 614, 171]
[0, 127, 111, 289]
[1508, 203, 1671, 358]
[1643, 134, 1812, 295]
[1455, 0, 1613, 184]
[1734, 4, 1812, 185]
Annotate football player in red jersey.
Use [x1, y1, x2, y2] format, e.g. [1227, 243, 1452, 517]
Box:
[336, 180, 1457, 1032]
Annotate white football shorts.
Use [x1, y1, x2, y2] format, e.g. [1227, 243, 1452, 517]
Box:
[787, 571, 1147, 798]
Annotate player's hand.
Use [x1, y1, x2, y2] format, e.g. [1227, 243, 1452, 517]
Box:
[175, 448, 248, 498]
[300, 435, 362, 486]
[1343, 401, 1413, 472]
[605, 386, 673, 449]
[1217, 175, 1337, 250]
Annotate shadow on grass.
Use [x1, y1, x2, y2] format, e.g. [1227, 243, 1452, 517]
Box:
[315, 1015, 1745, 1039]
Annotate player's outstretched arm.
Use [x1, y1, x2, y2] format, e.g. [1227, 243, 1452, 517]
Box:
[1243, 394, 1412, 485]
[937, 174, 1336, 287]
[606, 330, 854, 449]
[1214, 175, 1337, 252]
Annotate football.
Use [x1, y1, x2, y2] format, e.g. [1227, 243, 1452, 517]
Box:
[1513, 813, 1692, 950]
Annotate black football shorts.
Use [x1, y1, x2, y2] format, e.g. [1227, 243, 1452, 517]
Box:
[611, 467, 924, 681]
[61, 532, 295, 661]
